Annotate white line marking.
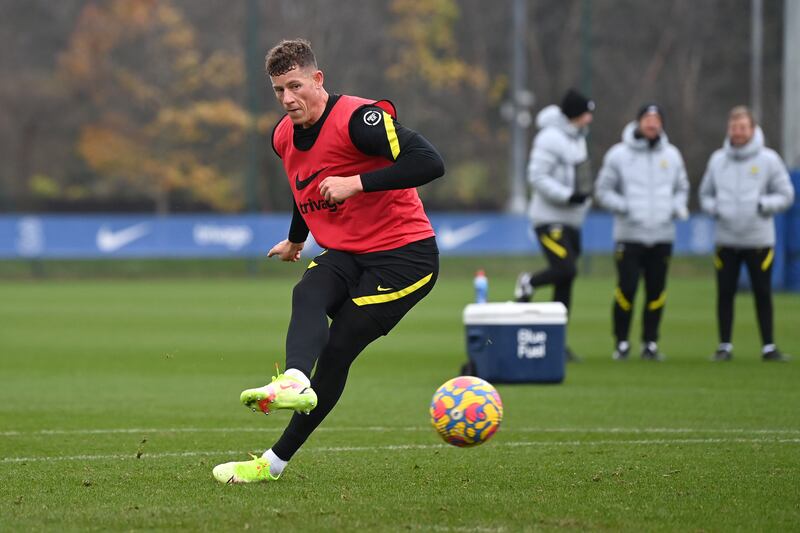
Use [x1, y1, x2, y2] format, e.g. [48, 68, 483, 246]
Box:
[2, 438, 799, 464]
[423, 526, 505, 533]
[2, 426, 800, 437]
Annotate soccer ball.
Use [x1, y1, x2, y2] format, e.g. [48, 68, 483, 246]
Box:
[429, 376, 503, 447]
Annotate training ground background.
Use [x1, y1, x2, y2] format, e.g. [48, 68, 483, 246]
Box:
[0, 256, 798, 532]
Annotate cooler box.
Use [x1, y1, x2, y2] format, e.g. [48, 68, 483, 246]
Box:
[463, 302, 567, 383]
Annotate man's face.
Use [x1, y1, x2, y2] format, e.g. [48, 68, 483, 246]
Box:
[638, 113, 662, 140]
[728, 116, 754, 147]
[571, 111, 593, 128]
[271, 65, 325, 128]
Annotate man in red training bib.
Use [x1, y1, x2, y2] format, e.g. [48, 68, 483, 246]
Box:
[213, 38, 444, 483]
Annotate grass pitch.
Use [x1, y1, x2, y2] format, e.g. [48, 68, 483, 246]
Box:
[1, 257, 798, 531]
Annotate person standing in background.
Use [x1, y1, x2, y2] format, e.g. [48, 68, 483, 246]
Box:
[699, 106, 795, 362]
[514, 88, 594, 362]
[595, 104, 689, 361]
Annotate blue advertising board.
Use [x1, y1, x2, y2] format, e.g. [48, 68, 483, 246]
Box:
[0, 212, 719, 259]
[785, 171, 800, 290]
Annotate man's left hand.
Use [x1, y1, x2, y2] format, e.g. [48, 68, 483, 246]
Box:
[319, 175, 363, 203]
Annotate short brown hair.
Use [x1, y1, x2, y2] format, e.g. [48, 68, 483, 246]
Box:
[265, 39, 317, 77]
[728, 105, 756, 127]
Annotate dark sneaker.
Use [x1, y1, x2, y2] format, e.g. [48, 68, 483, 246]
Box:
[565, 346, 582, 363]
[762, 348, 790, 362]
[514, 272, 534, 303]
[612, 341, 630, 361]
[711, 348, 732, 362]
[641, 342, 665, 361]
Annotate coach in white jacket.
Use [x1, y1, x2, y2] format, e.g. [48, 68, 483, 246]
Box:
[515, 88, 594, 362]
[596, 104, 689, 361]
[699, 106, 795, 362]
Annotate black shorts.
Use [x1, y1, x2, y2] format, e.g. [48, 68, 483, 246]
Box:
[306, 237, 439, 334]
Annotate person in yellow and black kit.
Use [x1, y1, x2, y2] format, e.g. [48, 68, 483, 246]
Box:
[595, 104, 689, 361]
[213, 39, 444, 484]
[699, 106, 795, 362]
[514, 89, 595, 363]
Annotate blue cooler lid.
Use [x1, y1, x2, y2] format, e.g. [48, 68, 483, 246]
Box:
[463, 302, 567, 325]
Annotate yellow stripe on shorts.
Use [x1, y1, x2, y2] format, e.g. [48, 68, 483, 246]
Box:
[352, 273, 433, 306]
[539, 235, 567, 259]
[307, 250, 327, 270]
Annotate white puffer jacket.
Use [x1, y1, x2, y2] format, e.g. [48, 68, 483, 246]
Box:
[595, 122, 689, 245]
[699, 127, 794, 247]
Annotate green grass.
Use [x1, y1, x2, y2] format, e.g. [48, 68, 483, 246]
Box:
[1, 258, 799, 531]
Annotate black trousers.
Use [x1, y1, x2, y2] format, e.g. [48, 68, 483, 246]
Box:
[714, 246, 774, 346]
[272, 239, 438, 461]
[529, 224, 581, 312]
[613, 242, 673, 344]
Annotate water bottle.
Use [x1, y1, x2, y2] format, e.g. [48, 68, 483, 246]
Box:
[474, 269, 488, 304]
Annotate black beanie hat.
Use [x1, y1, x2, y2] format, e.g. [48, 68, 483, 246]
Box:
[637, 103, 663, 123]
[560, 88, 595, 119]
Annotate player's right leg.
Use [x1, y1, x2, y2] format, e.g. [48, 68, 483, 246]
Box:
[213, 255, 358, 483]
[712, 247, 740, 361]
[640, 242, 672, 361]
[612, 242, 641, 360]
[269, 301, 387, 462]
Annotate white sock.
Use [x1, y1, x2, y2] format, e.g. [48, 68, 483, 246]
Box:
[262, 448, 288, 477]
[646, 341, 658, 352]
[617, 341, 630, 351]
[719, 342, 733, 352]
[762, 344, 776, 354]
[284, 368, 310, 386]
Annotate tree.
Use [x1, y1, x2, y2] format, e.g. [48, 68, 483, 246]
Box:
[59, 0, 274, 213]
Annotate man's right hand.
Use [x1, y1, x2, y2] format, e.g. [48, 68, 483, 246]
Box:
[267, 240, 304, 262]
[568, 192, 590, 205]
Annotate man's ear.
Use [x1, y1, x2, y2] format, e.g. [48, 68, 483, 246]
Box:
[313, 69, 324, 89]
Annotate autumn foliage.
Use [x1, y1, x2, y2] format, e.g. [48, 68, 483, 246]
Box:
[59, 0, 270, 212]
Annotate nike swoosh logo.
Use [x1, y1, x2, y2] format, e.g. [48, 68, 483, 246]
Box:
[377, 285, 393, 292]
[96, 223, 150, 253]
[295, 167, 328, 191]
[437, 220, 490, 251]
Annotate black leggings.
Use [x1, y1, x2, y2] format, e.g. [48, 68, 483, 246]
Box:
[715, 246, 774, 346]
[273, 266, 385, 461]
[528, 224, 581, 312]
[613, 242, 672, 344]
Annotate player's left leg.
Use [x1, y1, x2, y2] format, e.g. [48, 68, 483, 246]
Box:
[743, 247, 787, 361]
[551, 226, 581, 361]
[551, 226, 581, 314]
[640, 242, 672, 361]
